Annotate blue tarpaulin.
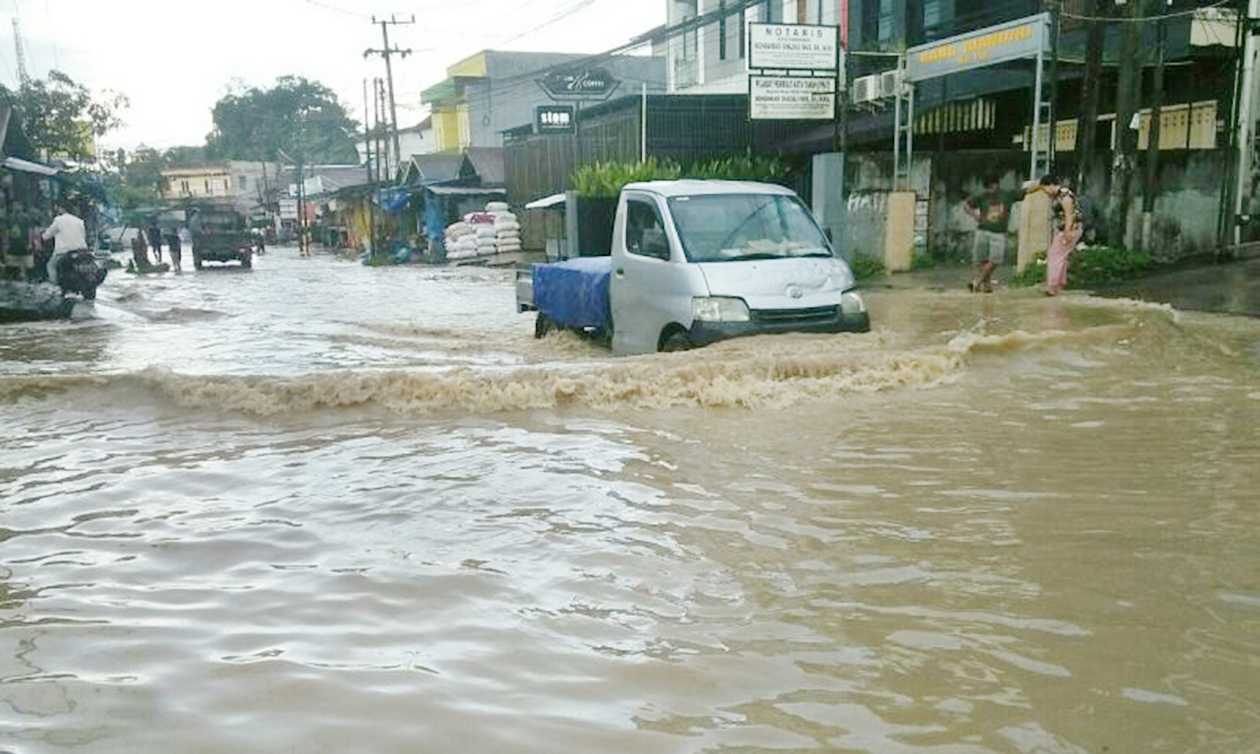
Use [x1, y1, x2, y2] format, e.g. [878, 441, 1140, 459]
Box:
[378, 187, 412, 213]
[533, 257, 612, 331]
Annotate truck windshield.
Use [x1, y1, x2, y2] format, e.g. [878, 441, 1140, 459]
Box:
[667, 194, 833, 263]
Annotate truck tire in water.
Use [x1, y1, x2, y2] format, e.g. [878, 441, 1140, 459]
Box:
[534, 313, 553, 339]
[659, 329, 692, 353]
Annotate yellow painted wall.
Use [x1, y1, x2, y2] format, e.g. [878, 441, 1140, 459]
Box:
[160, 171, 231, 200]
[431, 109, 463, 153]
[448, 51, 487, 78]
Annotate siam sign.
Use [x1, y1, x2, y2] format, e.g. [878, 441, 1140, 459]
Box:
[905, 14, 1049, 83]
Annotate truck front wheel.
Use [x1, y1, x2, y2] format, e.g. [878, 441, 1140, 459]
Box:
[659, 328, 692, 353]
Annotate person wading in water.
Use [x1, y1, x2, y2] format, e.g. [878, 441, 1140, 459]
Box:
[963, 175, 1018, 293]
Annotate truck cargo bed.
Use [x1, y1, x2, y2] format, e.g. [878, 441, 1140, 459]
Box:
[531, 257, 612, 331]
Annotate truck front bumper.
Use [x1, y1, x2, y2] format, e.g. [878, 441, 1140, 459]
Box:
[688, 309, 871, 348]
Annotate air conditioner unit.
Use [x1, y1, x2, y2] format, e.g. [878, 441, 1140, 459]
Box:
[851, 75, 880, 104]
[879, 69, 902, 98]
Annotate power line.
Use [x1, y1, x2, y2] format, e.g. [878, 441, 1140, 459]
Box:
[497, 0, 598, 45]
[301, 0, 372, 19]
[1061, 0, 1230, 23]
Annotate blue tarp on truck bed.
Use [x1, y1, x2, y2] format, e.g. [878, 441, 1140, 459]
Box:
[533, 257, 612, 330]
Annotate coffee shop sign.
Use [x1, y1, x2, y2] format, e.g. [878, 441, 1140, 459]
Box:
[539, 68, 621, 100]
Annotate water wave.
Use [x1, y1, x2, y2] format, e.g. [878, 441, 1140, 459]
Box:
[0, 324, 1125, 416]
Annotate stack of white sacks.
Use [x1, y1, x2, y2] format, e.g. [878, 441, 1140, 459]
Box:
[444, 221, 476, 260]
[488, 201, 522, 256]
[443, 201, 521, 261]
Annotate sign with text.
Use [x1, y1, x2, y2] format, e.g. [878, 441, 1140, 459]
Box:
[535, 105, 575, 134]
[750, 76, 836, 121]
[278, 198, 298, 220]
[906, 13, 1050, 83]
[749, 23, 839, 72]
[539, 68, 620, 101]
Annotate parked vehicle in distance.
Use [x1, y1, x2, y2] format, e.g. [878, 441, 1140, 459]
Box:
[517, 180, 869, 355]
[188, 202, 254, 270]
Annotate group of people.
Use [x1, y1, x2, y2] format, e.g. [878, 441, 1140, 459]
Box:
[964, 173, 1083, 297]
[130, 221, 190, 273]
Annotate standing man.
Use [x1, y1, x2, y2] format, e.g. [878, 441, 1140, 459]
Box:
[146, 220, 164, 264]
[166, 227, 183, 272]
[41, 201, 88, 286]
[963, 175, 1018, 293]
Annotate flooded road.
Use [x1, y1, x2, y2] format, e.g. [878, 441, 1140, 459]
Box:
[2, 247, 1258, 753]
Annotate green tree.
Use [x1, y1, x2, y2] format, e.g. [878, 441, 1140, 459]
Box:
[1, 70, 128, 160]
[205, 76, 359, 164]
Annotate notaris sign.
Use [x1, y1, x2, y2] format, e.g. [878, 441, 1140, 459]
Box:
[905, 13, 1050, 83]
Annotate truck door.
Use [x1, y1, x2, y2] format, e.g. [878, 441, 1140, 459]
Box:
[611, 194, 676, 354]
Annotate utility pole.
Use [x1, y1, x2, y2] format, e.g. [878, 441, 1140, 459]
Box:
[1108, 0, 1143, 248]
[1233, 0, 1260, 247]
[363, 79, 377, 258]
[365, 14, 414, 183]
[1075, 0, 1107, 194]
[1142, 3, 1169, 251]
[374, 78, 386, 184]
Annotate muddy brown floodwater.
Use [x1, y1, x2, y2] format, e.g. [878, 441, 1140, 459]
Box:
[1, 246, 1258, 753]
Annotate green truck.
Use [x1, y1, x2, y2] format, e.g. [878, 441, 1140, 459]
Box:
[189, 202, 254, 270]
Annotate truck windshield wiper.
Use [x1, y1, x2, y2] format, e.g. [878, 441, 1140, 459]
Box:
[717, 252, 784, 261]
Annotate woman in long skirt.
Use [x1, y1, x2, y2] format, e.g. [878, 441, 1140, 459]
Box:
[1037, 174, 1082, 296]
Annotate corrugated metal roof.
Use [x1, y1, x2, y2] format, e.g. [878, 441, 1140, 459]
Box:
[425, 185, 506, 197]
[463, 147, 504, 186]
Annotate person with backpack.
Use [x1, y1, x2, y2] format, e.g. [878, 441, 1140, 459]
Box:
[1035, 174, 1083, 296]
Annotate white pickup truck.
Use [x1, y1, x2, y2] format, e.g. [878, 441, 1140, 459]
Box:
[517, 180, 869, 355]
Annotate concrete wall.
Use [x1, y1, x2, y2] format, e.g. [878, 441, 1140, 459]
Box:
[845, 148, 1229, 262]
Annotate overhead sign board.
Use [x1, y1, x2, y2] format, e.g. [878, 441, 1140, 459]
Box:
[749, 23, 839, 72]
[278, 198, 298, 220]
[750, 76, 835, 121]
[535, 105, 575, 134]
[905, 13, 1050, 83]
[539, 68, 620, 101]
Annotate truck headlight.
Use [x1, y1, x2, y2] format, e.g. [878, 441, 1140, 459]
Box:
[692, 296, 751, 323]
[840, 290, 866, 315]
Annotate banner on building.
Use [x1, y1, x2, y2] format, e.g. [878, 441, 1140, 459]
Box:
[750, 76, 836, 121]
[905, 13, 1050, 83]
[749, 23, 840, 72]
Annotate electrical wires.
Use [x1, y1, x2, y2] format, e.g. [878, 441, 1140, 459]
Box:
[1060, 0, 1232, 23]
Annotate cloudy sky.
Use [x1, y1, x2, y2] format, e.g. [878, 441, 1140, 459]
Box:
[8, 0, 664, 151]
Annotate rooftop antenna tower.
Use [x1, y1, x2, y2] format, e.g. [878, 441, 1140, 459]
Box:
[11, 16, 29, 86]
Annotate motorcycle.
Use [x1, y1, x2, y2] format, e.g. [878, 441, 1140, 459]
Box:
[55, 248, 108, 300]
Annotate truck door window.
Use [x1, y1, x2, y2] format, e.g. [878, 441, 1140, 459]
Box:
[626, 199, 670, 261]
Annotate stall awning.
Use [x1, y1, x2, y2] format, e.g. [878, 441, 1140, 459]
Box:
[2, 156, 58, 176]
[424, 185, 506, 197]
[525, 193, 566, 210]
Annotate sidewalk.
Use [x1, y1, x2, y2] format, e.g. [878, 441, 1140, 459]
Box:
[861, 259, 1260, 319]
[1096, 258, 1260, 318]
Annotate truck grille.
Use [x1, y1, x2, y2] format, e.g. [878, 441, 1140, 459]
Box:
[752, 306, 839, 326]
